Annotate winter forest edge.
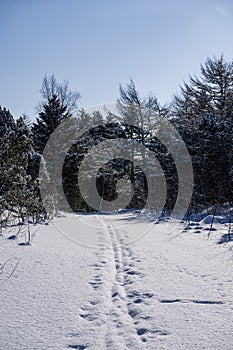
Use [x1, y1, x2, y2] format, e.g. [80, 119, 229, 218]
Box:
[1, 55, 233, 244]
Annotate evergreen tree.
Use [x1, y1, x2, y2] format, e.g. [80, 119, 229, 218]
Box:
[0, 106, 15, 138]
[31, 76, 81, 214]
[30, 94, 71, 208]
[0, 107, 16, 223]
[173, 56, 233, 208]
[0, 112, 42, 225]
[63, 111, 118, 212]
[32, 94, 71, 154]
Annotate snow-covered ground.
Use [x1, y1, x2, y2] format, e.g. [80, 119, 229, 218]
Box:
[0, 212, 232, 349]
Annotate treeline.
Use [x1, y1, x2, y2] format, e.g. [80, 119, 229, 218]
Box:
[1, 56, 233, 226]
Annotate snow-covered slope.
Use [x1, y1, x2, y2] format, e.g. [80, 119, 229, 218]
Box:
[0, 213, 232, 349]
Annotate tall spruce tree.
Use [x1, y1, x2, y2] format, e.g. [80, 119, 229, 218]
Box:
[32, 94, 71, 154]
[30, 94, 73, 215]
[31, 74, 81, 214]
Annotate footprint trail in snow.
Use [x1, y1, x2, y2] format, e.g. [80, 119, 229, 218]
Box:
[73, 214, 168, 349]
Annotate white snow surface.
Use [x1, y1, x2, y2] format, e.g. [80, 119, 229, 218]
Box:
[0, 212, 232, 350]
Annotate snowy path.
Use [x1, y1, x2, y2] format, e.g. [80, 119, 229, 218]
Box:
[0, 213, 232, 349]
[78, 214, 160, 349]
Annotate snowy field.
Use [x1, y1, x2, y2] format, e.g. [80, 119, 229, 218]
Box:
[0, 212, 232, 349]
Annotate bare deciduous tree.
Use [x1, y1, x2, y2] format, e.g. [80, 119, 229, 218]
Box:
[37, 74, 81, 114]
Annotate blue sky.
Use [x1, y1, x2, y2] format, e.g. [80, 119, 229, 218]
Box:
[1, 0, 233, 119]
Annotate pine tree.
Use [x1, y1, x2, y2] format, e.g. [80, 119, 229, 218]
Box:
[0, 106, 15, 138]
[0, 107, 16, 224]
[173, 56, 233, 209]
[0, 113, 42, 225]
